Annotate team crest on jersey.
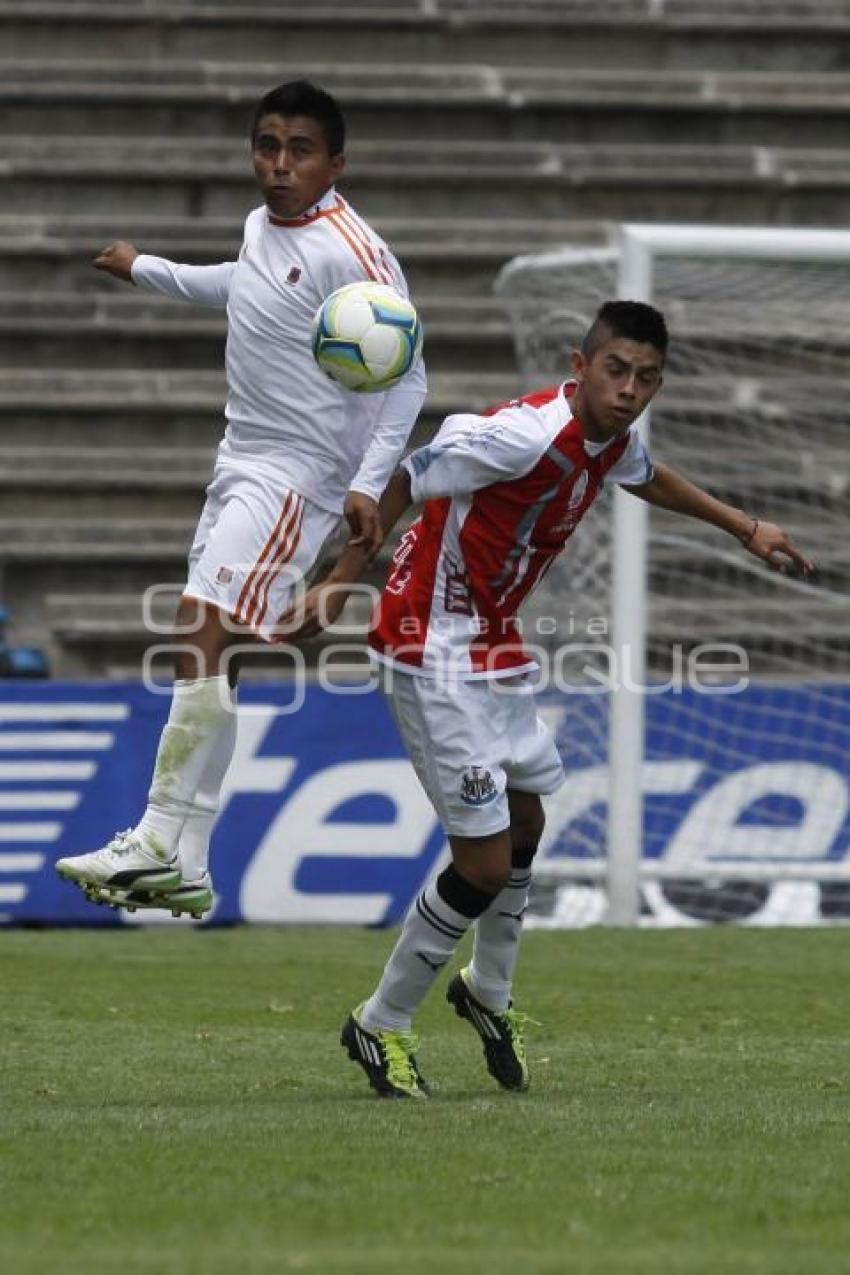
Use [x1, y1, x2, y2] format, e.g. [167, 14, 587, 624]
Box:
[459, 766, 498, 807]
[216, 566, 234, 584]
[286, 266, 302, 285]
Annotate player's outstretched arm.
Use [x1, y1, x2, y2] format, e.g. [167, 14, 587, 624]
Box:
[282, 468, 414, 640]
[94, 244, 235, 307]
[93, 241, 139, 282]
[626, 461, 816, 576]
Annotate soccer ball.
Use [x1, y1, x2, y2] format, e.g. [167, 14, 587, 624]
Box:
[311, 281, 423, 393]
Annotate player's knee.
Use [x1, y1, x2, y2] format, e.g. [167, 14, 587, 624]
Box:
[173, 599, 232, 680]
[458, 859, 512, 897]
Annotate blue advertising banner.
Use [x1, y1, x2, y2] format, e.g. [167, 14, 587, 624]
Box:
[1, 681, 848, 927]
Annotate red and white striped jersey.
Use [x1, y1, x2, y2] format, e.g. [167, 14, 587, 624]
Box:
[131, 187, 426, 515]
[369, 382, 653, 679]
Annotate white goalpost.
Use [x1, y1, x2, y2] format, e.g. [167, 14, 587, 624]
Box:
[495, 224, 850, 927]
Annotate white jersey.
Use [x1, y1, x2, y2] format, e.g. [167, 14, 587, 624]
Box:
[131, 187, 427, 514]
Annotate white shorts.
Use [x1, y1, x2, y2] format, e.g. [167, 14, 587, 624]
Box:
[384, 671, 565, 838]
[185, 467, 340, 642]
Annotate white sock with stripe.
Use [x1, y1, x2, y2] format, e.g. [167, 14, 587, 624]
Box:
[175, 689, 238, 883]
[132, 675, 234, 862]
[359, 865, 494, 1033]
[468, 866, 533, 1012]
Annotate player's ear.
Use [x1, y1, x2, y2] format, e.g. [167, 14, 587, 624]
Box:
[570, 347, 586, 380]
[330, 151, 346, 181]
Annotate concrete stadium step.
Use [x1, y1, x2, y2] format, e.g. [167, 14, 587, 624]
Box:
[0, 214, 604, 296]
[3, 2, 850, 71]
[0, 447, 213, 517]
[0, 400, 845, 508]
[0, 367, 512, 412]
[2, 136, 849, 222]
[45, 591, 181, 648]
[0, 445, 213, 482]
[4, 62, 850, 146]
[5, 291, 850, 378]
[0, 497, 841, 573]
[0, 518, 196, 563]
[0, 410, 842, 494]
[41, 589, 377, 678]
[2, 368, 848, 455]
[4, 510, 818, 570]
[0, 291, 513, 374]
[0, 368, 515, 448]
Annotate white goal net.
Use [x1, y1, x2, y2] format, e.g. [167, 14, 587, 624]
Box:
[495, 225, 850, 926]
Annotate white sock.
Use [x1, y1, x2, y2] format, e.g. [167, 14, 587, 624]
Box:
[360, 867, 493, 1033]
[176, 690, 238, 883]
[133, 675, 233, 862]
[468, 867, 533, 1011]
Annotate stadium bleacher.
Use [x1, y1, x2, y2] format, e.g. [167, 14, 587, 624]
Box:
[1, 0, 849, 674]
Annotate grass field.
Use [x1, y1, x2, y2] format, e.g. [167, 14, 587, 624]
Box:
[2, 926, 848, 1275]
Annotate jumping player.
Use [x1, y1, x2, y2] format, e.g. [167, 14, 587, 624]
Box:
[290, 300, 814, 1098]
[55, 80, 427, 917]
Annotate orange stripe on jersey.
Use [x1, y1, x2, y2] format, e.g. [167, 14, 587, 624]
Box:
[266, 197, 344, 229]
[249, 497, 304, 631]
[335, 206, 394, 286]
[337, 203, 394, 285]
[234, 491, 300, 627]
[327, 213, 380, 282]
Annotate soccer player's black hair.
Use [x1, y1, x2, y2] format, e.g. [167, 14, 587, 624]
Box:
[250, 80, 346, 156]
[581, 300, 669, 360]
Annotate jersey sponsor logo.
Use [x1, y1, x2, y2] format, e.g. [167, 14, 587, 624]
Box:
[443, 558, 474, 616]
[459, 766, 499, 807]
[286, 266, 302, 286]
[566, 470, 589, 512]
[551, 471, 594, 536]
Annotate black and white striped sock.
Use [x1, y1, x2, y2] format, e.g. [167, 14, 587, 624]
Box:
[359, 865, 494, 1033]
[468, 867, 533, 1012]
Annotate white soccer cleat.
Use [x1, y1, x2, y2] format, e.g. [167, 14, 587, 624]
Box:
[55, 829, 181, 894]
[94, 873, 214, 920]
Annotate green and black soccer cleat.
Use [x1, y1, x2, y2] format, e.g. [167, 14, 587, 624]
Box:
[341, 1005, 430, 1099]
[446, 966, 531, 1092]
